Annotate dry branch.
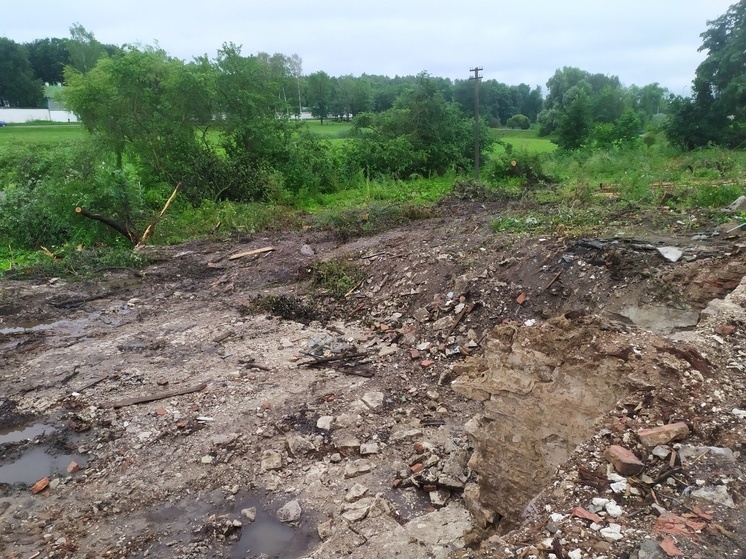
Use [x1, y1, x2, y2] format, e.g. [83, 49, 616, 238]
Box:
[135, 182, 181, 249]
[228, 246, 275, 260]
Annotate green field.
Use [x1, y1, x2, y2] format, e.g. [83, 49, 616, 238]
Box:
[0, 122, 85, 144]
[492, 128, 557, 154]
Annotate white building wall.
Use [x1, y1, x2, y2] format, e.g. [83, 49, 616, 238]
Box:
[0, 108, 79, 123]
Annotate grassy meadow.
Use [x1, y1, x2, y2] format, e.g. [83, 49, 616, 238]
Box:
[0, 122, 85, 144]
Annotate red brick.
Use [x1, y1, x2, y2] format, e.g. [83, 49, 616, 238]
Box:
[636, 422, 689, 446]
[604, 445, 644, 476]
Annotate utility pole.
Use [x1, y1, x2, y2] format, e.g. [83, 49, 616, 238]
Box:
[470, 67, 483, 180]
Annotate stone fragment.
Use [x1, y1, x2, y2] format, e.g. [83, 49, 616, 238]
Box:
[432, 316, 452, 331]
[261, 449, 283, 471]
[652, 445, 671, 459]
[691, 485, 735, 508]
[429, 489, 449, 507]
[727, 195, 746, 212]
[605, 501, 623, 517]
[390, 428, 422, 442]
[362, 391, 384, 409]
[344, 459, 373, 478]
[604, 445, 644, 476]
[329, 453, 342, 463]
[413, 308, 430, 322]
[637, 538, 663, 559]
[277, 499, 302, 522]
[600, 523, 624, 541]
[333, 432, 361, 452]
[340, 496, 375, 522]
[636, 422, 689, 446]
[344, 483, 369, 503]
[300, 244, 315, 256]
[286, 434, 316, 457]
[657, 246, 683, 262]
[360, 442, 379, 455]
[426, 390, 440, 401]
[316, 415, 334, 430]
[201, 455, 214, 464]
[317, 519, 333, 540]
[378, 344, 398, 357]
[211, 433, 239, 446]
[241, 507, 257, 522]
[463, 483, 497, 528]
[67, 461, 80, 474]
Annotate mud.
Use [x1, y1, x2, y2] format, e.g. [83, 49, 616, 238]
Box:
[0, 203, 744, 558]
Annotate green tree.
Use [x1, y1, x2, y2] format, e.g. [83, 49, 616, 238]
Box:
[67, 23, 107, 74]
[0, 38, 44, 107]
[26, 38, 70, 84]
[506, 114, 530, 129]
[667, 0, 746, 148]
[554, 87, 591, 150]
[306, 71, 334, 124]
[348, 73, 492, 178]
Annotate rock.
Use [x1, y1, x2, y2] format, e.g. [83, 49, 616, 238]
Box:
[344, 459, 374, 478]
[360, 442, 379, 455]
[691, 485, 735, 508]
[240, 507, 256, 522]
[618, 305, 699, 334]
[341, 496, 375, 522]
[362, 391, 384, 409]
[261, 450, 283, 471]
[567, 550, 583, 559]
[333, 431, 361, 452]
[317, 416, 334, 430]
[652, 445, 671, 459]
[679, 445, 736, 464]
[287, 434, 316, 457]
[463, 483, 497, 528]
[657, 246, 683, 262]
[414, 308, 430, 322]
[733, 409, 746, 419]
[599, 523, 624, 541]
[317, 519, 333, 541]
[429, 489, 449, 507]
[200, 455, 214, 464]
[605, 501, 623, 517]
[277, 499, 302, 522]
[210, 433, 239, 446]
[604, 445, 644, 476]
[300, 244, 315, 256]
[727, 195, 746, 212]
[378, 344, 398, 357]
[426, 390, 440, 401]
[438, 475, 465, 490]
[390, 428, 422, 442]
[344, 483, 369, 503]
[637, 538, 664, 559]
[432, 316, 452, 331]
[330, 453, 342, 463]
[636, 422, 689, 446]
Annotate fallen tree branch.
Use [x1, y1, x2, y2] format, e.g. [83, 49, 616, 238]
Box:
[106, 382, 207, 409]
[228, 246, 275, 261]
[75, 207, 139, 245]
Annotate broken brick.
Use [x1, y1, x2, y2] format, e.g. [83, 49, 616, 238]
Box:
[637, 422, 689, 446]
[604, 445, 644, 476]
[410, 349, 421, 360]
[155, 408, 167, 416]
[31, 477, 50, 494]
[67, 461, 80, 474]
[410, 463, 424, 473]
[516, 292, 527, 305]
[714, 324, 735, 336]
[420, 359, 435, 368]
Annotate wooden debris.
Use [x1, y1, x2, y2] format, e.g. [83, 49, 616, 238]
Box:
[228, 246, 275, 260]
[106, 382, 207, 409]
[298, 352, 369, 368]
[135, 182, 181, 249]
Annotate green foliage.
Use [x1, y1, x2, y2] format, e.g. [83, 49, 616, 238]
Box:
[486, 148, 553, 191]
[0, 37, 44, 107]
[554, 88, 592, 150]
[311, 259, 365, 296]
[506, 114, 530, 129]
[666, 0, 746, 149]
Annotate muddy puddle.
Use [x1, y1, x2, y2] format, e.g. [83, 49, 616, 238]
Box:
[136, 490, 317, 559]
[0, 421, 54, 444]
[0, 446, 87, 484]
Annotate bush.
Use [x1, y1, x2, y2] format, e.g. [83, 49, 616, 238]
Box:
[506, 114, 530, 129]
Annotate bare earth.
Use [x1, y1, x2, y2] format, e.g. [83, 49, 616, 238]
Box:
[1, 201, 744, 559]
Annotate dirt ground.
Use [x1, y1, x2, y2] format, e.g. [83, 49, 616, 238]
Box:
[0, 200, 744, 559]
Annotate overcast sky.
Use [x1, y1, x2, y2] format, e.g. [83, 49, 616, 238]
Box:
[2, 1, 735, 94]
